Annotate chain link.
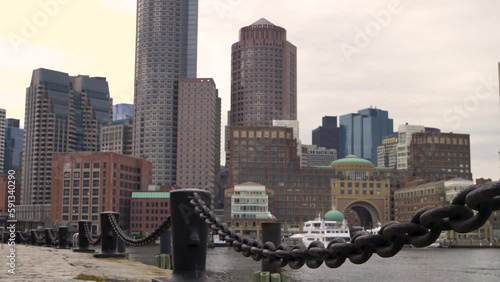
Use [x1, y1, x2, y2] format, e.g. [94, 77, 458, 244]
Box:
[16, 231, 30, 243]
[107, 213, 171, 247]
[83, 221, 102, 245]
[33, 230, 45, 241]
[191, 181, 500, 269]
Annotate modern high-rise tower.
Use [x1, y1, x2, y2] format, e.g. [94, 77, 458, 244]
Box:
[21, 68, 112, 207]
[133, 0, 199, 186]
[3, 118, 24, 174]
[229, 18, 297, 127]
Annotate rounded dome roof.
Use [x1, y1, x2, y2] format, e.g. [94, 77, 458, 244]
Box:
[324, 210, 344, 221]
[330, 155, 373, 165]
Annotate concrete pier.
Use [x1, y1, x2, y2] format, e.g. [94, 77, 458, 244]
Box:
[1, 245, 172, 281]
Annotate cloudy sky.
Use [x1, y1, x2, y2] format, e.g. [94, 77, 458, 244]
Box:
[1, 0, 499, 180]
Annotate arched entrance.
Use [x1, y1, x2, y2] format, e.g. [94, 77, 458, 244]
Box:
[344, 201, 380, 230]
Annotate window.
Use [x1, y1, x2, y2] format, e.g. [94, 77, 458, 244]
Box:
[93, 162, 100, 169]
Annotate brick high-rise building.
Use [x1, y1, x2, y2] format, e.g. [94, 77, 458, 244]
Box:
[133, 0, 199, 186]
[408, 132, 472, 180]
[229, 18, 297, 127]
[50, 152, 152, 232]
[176, 78, 219, 192]
[20, 68, 112, 222]
[0, 108, 5, 173]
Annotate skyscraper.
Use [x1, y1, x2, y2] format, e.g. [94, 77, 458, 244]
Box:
[133, 0, 199, 186]
[312, 116, 339, 152]
[176, 78, 219, 192]
[229, 18, 297, 127]
[3, 118, 24, 174]
[21, 68, 112, 210]
[113, 103, 134, 121]
[339, 108, 393, 164]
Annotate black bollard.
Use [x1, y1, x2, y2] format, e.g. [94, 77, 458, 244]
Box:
[169, 189, 212, 281]
[94, 211, 125, 258]
[160, 230, 172, 254]
[118, 238, 126, 254]
[73, 221, 94, 253]
[261, 222, 282, 273]
[44, 228, 53, 246]
[30, 230, 37, 245]
[58, 226, 69, 249]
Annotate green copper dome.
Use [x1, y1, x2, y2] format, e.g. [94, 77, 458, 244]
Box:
[330, 155, 373, 166]
[324, 210, 345, 221]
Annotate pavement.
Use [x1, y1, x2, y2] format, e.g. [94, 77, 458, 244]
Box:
[0, 244, 172, 281]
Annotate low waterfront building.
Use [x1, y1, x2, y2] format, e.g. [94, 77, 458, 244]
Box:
[130, 191, 170, 237]
[50, 152, 152, 233]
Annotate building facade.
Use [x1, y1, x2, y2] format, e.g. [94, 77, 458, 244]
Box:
[176, 78, 219, 192]
[377, 134, 398, 168]
[229, 18, 297, 127]
[100, 118, 133, 156]
[21, 68, 112, 219]
[50, 152, 152, 233]
[0, 109, 5, 173]
[3, 119, 24, 174]
[113, 103, 134, 121]
[133, 0, 199, 186]
[312, 116, 339, 152]
[396, 124, 426, 170]
[408, 132, 472, 180]
[339, 108, 393, 164]
[301, 144, 337, 167]
[130, 191, 170, 236]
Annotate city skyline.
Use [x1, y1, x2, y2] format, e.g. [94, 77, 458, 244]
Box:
[1, 0, 499, 180]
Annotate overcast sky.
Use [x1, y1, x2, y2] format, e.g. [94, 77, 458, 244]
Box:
[1, 0, 499, 180]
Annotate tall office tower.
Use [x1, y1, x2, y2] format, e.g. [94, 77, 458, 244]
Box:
[312, 116, 339, 152]
[3, 118, 24, 173]
[339, 107, 393, 164]
[113, 103, 134, 121]
[0, 109, 5, 173]
[229, 18, 297, 127]
[396, 123, 425, 170]
[133, 0, 198, 186]
[377, 134, 398, 168]
[100, 118, 133, 156]
[408, 132, 472, 180]
[21, 68, 112, 210]
[176, 78, 219, 192]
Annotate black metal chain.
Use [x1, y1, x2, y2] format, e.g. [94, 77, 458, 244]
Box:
[33, 230, 45, 241]
[16, 231, 30, 243]
[107, 213, 171, 247]
[191, 181, 500, 269]
[47, 229, 58, 241]
[83, 221, 102, 245]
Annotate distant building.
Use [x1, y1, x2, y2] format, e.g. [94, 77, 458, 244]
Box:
[50, 152, 152, 233]
[0, 174, 21, 213]
[312, 116, 339, 152]
[408, 132, 472, 180]
[113, 103, 134, 121]
[339, 108, 393, 164]
[301, 144, 337, 167]
[377, 134, 398, 168]
[176, 78, 219, 193]
[100, 118, 133, 156]
[272, 120, 301, 156]
[3, 119, 24, 174]
[0, 109, 5, 173]
[229, 18, 297, 127]
[130, 191, 170, 237]
[224, 182, 275, 237]
[396, 124, 426, 170]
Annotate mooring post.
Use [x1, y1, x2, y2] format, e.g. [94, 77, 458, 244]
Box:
[261, 222, 282, 273]
[170, 189, 212, 280]
[44, 228, 53, 246]
[73, 221, 94, 252]
[160, 230, 172, 254]
[94, 211, 125, 258]
[58, 226, 69, 249]
[29, 230, 37, 245]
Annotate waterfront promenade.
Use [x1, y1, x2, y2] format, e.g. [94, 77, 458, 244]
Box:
[1, 245, 171, 281]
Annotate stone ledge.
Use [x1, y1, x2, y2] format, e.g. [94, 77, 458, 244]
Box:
[1, 245, 172, 281]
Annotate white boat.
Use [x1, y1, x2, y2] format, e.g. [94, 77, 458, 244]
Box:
[290, 211, 351, 248]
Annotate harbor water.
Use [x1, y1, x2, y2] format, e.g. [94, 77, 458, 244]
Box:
[127, 245, 500, 282]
